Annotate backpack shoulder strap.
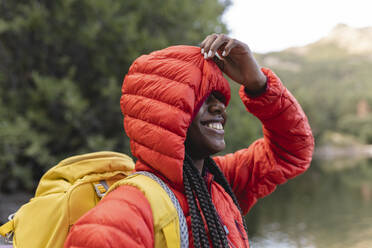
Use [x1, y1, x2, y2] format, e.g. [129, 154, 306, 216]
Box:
[106, 171, 188, 248]
[0, 219, 14, 243]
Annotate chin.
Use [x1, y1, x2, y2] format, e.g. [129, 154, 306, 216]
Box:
[206, 140, 226, 155]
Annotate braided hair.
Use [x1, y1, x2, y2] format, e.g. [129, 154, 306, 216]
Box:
[204, 157, 249, 233]
[183, 154, 248, 247]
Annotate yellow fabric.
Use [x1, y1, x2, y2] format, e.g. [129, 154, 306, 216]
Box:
[1, 151, 135, 248]
[107, 174, 181, 248]
[163, 221, 179, 247]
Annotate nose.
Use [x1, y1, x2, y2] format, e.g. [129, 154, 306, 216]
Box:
[208, 99, 226, 115]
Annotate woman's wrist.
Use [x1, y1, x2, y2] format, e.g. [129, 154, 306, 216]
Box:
[243, 75, 268, 97]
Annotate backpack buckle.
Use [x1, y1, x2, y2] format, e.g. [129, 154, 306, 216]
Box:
[5, 231, 13, 244]
[3, 214, 15, 244]
[94, 180, 109, 198]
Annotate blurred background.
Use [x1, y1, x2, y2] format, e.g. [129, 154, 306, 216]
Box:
[1, 0, 371, 247]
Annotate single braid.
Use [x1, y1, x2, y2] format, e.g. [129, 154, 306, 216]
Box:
[205, 157, 249, 234]
[183, 166, 208, 247]
[183, 154, 229, 248]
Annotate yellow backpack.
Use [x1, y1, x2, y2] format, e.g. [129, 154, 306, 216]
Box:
[0, 151, 188, 248]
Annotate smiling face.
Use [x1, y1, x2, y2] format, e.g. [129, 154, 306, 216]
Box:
[185, 92, 227, 160]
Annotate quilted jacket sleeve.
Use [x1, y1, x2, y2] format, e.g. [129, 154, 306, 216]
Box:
[64, 185, 154, 248]
[213, 68, 314, 214]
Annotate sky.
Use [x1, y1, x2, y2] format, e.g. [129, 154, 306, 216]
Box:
[223, 0, 372, 53]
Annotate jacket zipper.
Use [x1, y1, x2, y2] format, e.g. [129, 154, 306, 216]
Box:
[235, 220, 248, 248]
[217, 213, 236, 248]
[204, 171, 238, 248]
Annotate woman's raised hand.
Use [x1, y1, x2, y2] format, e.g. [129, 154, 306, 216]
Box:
[200, 34, 266, 94]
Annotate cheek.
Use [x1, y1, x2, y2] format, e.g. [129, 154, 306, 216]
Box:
[200, 128, 226, 152]
[186, 122, 202, 145]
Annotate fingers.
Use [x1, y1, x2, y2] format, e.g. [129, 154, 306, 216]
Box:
[210, 34, 230, 57]
[222, 38, 236, 57]
[200, 34, 218, 59]
[200, 33, 233, 59]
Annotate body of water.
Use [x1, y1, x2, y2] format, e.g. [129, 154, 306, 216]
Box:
[246, 158, 372, 248]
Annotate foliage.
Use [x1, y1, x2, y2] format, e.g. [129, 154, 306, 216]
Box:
[0, 0, 230, 192]
[257, 42, 372, 146]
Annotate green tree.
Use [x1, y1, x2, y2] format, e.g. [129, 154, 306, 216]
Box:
[0, 0, 231, 192]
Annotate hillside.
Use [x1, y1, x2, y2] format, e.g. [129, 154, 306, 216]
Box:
[290, 24, 372, 55]
[254, 24, 372, 146]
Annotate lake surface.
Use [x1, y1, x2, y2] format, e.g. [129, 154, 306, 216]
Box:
[1, 158, 372, 247]
[245, 158, 372, 248]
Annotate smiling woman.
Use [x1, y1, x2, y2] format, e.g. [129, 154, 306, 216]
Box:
[185, 93, 227, 171]
[64, 34, 314, 248]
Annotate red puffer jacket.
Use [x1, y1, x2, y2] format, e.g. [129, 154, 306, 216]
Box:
[65, 46, 314, 248]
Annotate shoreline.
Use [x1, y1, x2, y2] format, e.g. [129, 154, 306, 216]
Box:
[314, 144, 372, 160]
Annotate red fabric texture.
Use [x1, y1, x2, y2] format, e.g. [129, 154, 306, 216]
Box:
[64, 46, 314, 248]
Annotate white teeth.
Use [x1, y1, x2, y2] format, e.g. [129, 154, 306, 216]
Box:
[207, 122, 223, 130]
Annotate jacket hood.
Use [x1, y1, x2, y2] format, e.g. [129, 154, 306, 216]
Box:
[120, 45, 230, 190]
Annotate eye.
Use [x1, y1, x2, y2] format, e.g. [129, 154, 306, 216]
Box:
[210, 91, 225, 104]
